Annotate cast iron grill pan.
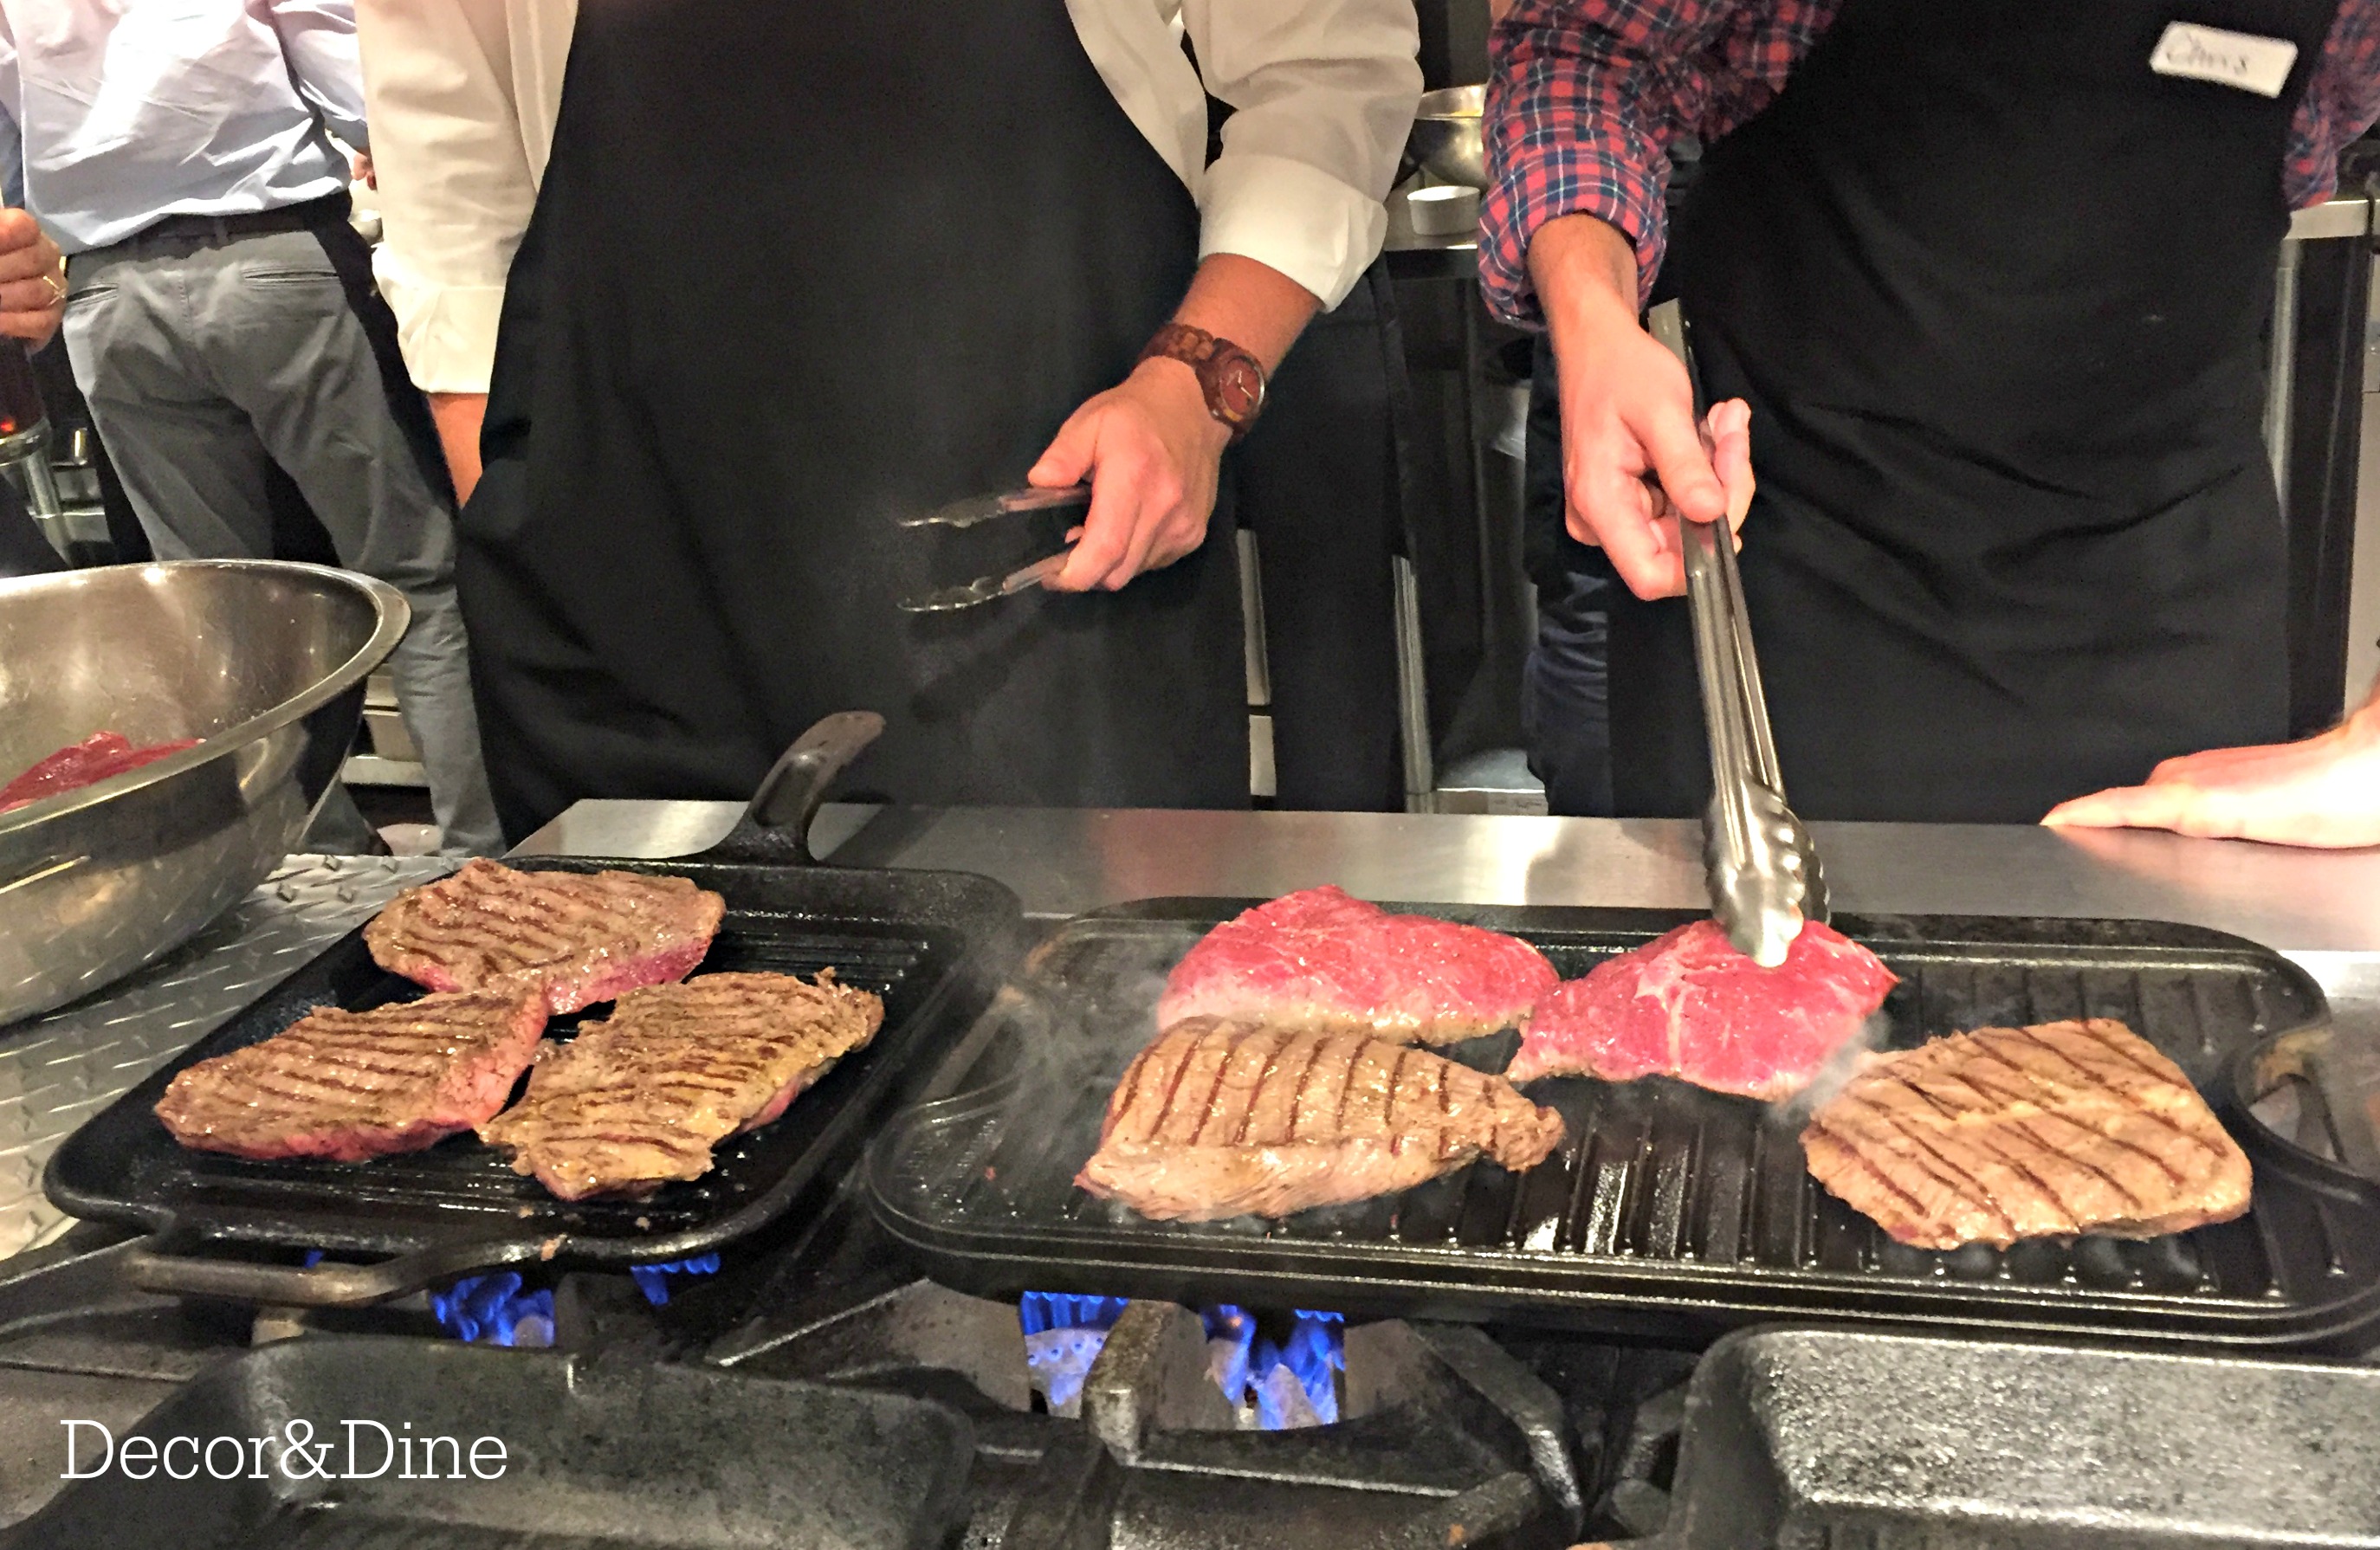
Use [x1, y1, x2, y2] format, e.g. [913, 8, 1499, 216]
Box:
[1607, 1327, 2380, 1548]
[869, 901, 2380, 1346]
[44, 851, 1020, 1305]
[0, 1336, 974, 1550]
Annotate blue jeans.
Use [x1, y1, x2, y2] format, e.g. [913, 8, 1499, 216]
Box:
[1520, 333, 1614, 817]
[1524, 565, 1614, 817]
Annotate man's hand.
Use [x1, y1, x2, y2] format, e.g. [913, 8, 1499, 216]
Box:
[2042, 705, 2380, 849]
[1028, 253, 1318, 593]
[1530, 214, 1755, 599]
[0, 210, 67, 351]
[1030, 357, 1229, 591]
[427, 392, 488, 507]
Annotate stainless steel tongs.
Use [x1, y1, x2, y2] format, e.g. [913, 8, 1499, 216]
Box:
[1646, 300, 1827, 966]
[894, 483, 1088, 613]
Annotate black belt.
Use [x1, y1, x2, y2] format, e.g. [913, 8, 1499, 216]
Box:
[90, 191, 352, 255]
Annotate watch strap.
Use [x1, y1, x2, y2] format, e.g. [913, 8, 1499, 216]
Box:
[1137, 322, 1266, 442]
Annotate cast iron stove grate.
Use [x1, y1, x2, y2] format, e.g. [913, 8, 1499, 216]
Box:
[870, 903, 2380, 1346]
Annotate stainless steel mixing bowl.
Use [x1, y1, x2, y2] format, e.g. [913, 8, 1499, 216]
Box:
[1408, 85, 1485, 190]
[0, 562, 408, 1025]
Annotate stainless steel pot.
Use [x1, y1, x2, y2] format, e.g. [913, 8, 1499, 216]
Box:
[1408, 85, 1485, 191]
[0, 561, 408, 1025]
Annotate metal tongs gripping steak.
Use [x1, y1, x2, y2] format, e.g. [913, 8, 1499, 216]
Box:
[894, 483, 1089, 613]
[1646, 300, 1827, 967]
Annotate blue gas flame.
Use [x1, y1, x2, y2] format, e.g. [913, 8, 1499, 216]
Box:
[1019, 1291, 1131, 1337]
[430, 1272, 555, 1347]
[1239, 1308, 1343, 1427]
[429, 1254, 721, 1342]
[1026, 1298, 1342, 1428]
[1200, 1304, 1257, 1405]
[629, 1253, 721, 1307]
[1019, 1291, 1129, 1412]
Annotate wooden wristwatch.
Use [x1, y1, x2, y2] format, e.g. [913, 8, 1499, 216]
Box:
[1138, 323, 1266, 442]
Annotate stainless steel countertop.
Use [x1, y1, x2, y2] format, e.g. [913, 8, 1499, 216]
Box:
[518, 802, 2380, 1004]
[0, 855, 454, 1261]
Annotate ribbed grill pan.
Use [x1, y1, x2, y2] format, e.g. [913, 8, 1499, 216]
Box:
[45, 856, 1021, 1304]
[868, 902, 2380, 1346]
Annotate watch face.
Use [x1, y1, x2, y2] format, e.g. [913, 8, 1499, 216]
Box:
[1213, 355, 1264, 421]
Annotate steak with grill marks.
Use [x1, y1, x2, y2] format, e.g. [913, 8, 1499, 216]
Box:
[1155, 887, 1560, 1044]
[154, 987, 547, 1162]
[1076, 1017, 1566, 1221]
[1801, 1017, 2253, 1250]
[477, 971, 883, 1201]
[365, 859, 726, 1015]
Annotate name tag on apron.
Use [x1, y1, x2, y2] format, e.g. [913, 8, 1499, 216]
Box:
[2149, 22, 2298, 97]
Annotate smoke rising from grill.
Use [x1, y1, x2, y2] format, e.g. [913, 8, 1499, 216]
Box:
[1768, 1008, 1895, 1124]
[980, 931, 1191, 1140]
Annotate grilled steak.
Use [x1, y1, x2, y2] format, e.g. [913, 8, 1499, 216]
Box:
[155, 987, 547, 1162]
[3, 730, 197, 813]
[365, 859, 726, 1015]
[1801, 1017, 2253, 1250]
[1077, 1017, 1566, 1221]
[477, 971, 883, 1200]
[1156, 886, 1559, 1044]
[1510, 919, 1897, 1100]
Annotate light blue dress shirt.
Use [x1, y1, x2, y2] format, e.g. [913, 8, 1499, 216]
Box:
[0, 1, 368, 254]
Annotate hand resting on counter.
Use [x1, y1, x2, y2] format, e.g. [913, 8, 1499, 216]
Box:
[2044, 698, 2380, 849]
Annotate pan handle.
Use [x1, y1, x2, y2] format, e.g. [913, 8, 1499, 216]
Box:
[121, 1230, 568, 1308]
[695, 710, 885, 868]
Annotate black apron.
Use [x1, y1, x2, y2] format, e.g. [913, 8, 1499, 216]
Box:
[459, 0, 1248, 838]
[1235, 263, 1407, 813]
[1594, 0, 2336, 823]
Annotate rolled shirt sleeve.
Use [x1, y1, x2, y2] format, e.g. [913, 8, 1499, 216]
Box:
[1184, 0, 1422, 309]
[1077, 0, 1419, 313]
[354, 0, 572, 394]
[1479, 0, 1834, 326]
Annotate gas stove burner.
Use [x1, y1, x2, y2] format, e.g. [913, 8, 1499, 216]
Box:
[1018, 1293, 1347, 1427]
[1200, 1306, 1343, 1427]
[1020, 1292, 1128, 1413]
[420, 1251, 722, 1348]
[715, 1273, 1587, 1547]
[430, 1270, 555, 1347]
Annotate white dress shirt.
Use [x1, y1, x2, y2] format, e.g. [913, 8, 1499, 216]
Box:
[0, 0, 368, 253]
[357, 0, 1420, 395]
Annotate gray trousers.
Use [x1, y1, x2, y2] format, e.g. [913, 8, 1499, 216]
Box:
[63, 221, 502, 856]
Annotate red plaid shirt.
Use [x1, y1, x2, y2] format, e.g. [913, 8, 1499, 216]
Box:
[1480, 0, 2380, 325]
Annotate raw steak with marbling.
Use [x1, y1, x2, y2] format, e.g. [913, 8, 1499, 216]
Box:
[2, 731, 197, 813]
[1155, 887, 1559, 1044]
[1509, 920, 1896, 1100]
